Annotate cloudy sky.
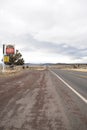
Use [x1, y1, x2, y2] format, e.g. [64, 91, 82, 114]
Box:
[0, 0, 87, 63]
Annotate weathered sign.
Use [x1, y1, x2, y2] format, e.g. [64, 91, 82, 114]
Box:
[6, 45, 15, 55]
[4, 55, 9, 62]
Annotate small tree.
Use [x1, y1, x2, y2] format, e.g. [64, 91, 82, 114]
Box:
[5, 50, 24, 66]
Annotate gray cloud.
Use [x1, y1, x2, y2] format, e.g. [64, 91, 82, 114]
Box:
[13, 33, 87, 61]
[0, 0, 87, 63]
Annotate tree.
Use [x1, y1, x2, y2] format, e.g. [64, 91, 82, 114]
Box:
[5, 50, 24, 66]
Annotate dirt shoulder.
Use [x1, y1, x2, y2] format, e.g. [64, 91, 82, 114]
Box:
[0, 70, 69, 130]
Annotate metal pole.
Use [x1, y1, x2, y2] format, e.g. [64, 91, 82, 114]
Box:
[2, 44, 5, 73]
[2, 54, 5, 72]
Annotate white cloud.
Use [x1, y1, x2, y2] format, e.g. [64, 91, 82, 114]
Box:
[0, 0, 87, 63]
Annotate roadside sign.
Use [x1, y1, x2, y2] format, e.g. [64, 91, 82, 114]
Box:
[4, 56, 9, 62]
[6, 45, 15, 55]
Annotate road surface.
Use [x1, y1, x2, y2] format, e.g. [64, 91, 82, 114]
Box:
[51, 69, 87, 99]
[0, 69, 87, 130]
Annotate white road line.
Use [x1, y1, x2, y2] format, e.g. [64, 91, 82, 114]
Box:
[50, 70, 87, 104]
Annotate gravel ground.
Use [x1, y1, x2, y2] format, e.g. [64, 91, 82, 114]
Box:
[0, 70, 87, 130]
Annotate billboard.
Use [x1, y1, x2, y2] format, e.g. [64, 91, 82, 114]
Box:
[6, 45, 15, 55]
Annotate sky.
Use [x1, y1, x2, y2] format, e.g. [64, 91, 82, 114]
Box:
[0, 0, 87, 63]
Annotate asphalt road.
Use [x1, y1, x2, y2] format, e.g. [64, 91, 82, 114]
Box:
[51, 69, 87, 99]
[50, 69, 87, 129]
[0, 69, 87, 130]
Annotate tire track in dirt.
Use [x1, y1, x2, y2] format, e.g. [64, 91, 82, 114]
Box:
[22, 71, 70, 130]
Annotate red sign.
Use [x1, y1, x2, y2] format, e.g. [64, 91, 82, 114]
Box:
[6, 45, 15, 54]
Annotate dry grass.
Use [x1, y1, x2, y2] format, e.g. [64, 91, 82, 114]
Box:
[66, 68, 87, 72]
[0, 66, 46, 77]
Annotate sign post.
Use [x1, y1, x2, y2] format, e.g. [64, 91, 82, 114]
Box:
[2, 44, 5, 72]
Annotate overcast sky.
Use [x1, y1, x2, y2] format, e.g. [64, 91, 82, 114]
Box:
[0, 0, 87, 63]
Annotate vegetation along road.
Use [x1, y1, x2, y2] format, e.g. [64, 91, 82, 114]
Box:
[0, 69, 87, 130]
